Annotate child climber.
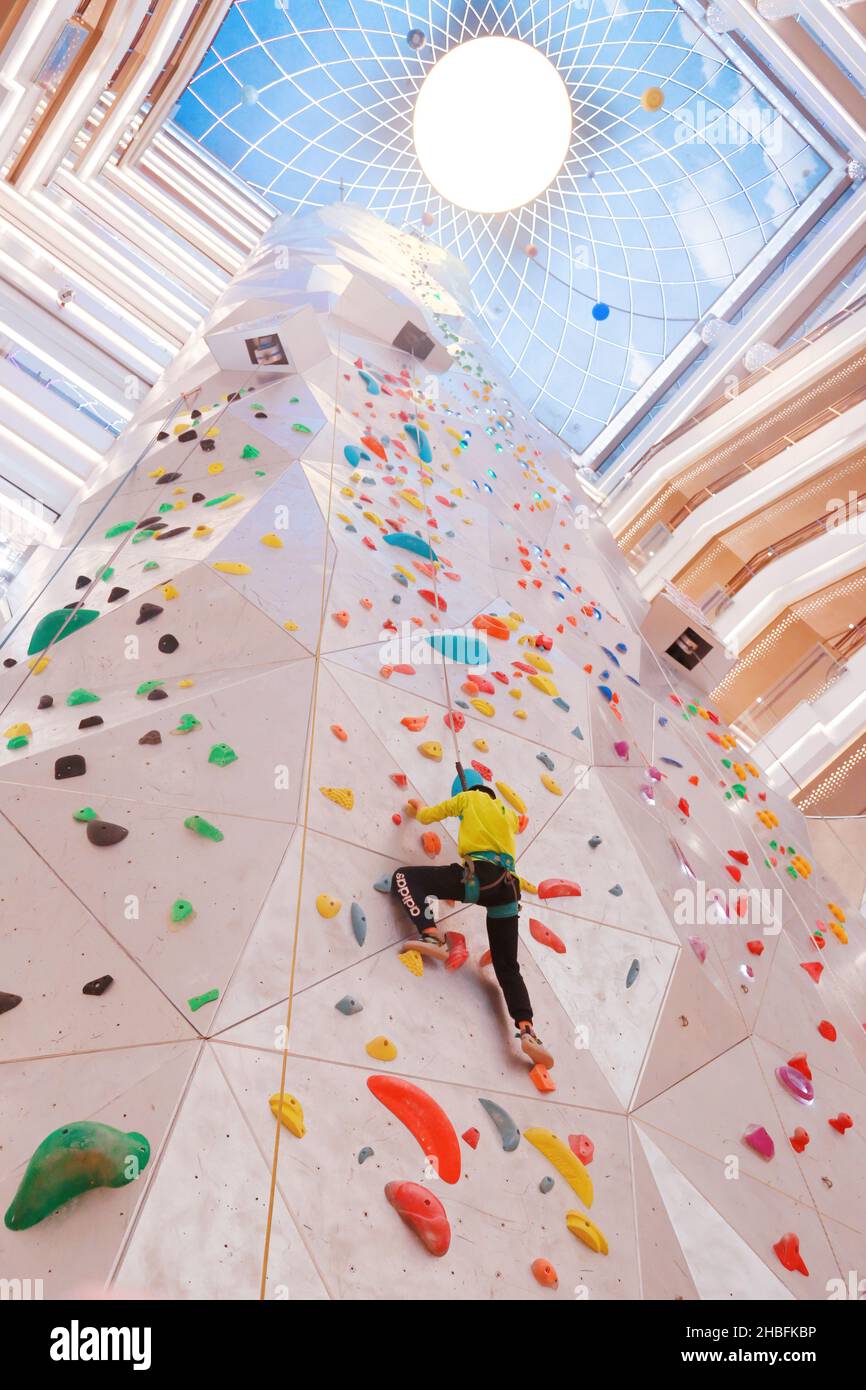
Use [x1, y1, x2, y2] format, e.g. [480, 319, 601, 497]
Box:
[391, 769, 554, 1069]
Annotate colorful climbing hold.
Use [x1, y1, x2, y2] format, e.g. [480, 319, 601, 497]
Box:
[5, 1122, 150, 1230]
[367, 1075, 461, 1182]
[384, 1181, 450, 1257]
[268, 1092, 306, 1138]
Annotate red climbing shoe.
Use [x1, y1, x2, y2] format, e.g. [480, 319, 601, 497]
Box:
[518, 1025, 555, 1070]
[410, 931, 450, 963]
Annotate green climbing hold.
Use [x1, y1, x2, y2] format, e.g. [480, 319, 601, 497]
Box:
[27, 608, 99, 655]
[4, 1122, 150, 1231]
[241, 445, 259, 459]
[208, 742, 238, 767]
[73, 807, 97, 822]
[143, 561, 159, 571]
[183, 814, 224, 842]
[99, 566, 114, 581]
[188, 988, 218, 1012]
[170, 898, 194, 924]
[732, 783, 747, 798]
[173, 713, 201, 734]
[7, 736, 28, 750]
[136, 680, 164, 696]
[66, 689, 100, 706]
[104, 521, 136, 538]
[131, 529, 155, 544]
[204, 493, 235, 508]
[291, 423, 312, 434]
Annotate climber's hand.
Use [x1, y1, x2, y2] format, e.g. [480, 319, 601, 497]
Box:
[406, 798, 422, 819]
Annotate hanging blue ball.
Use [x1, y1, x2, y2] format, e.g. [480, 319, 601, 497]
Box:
[407, 29, 426, 50]
[592, 302, 610, 321]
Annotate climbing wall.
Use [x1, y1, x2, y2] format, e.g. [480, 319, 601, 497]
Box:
[1, 205, 865, 1300]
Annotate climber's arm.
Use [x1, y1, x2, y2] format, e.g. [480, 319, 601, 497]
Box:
[414, 793, 466, 825]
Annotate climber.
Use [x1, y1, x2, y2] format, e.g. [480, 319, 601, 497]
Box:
[391, 769, 553, 1069]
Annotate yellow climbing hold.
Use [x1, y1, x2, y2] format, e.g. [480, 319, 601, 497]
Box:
[514, 709, 527, 721]
[400, 490, 424, 511]
[212, 561, 252, 575]
[260, 532, 284, 548]
[316, 893, 341, 918]
[207, 462, 224, 475]
[362, 510, 384, 527]
[4, 722, 31, 739]
[828, 920, 848, 944]
[474, 738, 489, 752]
[217, 494, 242, 508]
[29, 655, 50, 674]
[320, 786, 355, 810]
[268, 1092, 306, 1138]
[528, 674, 558, 697]
[526, 652, 553, 673]
[524, 1128, 594, 1207]
[178, 679, 194, 689]
[398, 949, 424, 976]
[541, 772, 562, 795]
[566, 1210, 608, 1255]
[641, 86, 664, 112]
[509, 688, 522, 700]
[366, 1035, 398, 1062]
[470, 699, 495, 718]
[283, 620, 299, 631]
[162, 583, 179, 600]
[519, 875, 538, 894]
[419, 741, 443, 761]
[194, 525, 212, 539]
[496, 782, 527, 815]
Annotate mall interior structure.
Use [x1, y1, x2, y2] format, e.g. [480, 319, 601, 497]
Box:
[1, 0, 865, 1301]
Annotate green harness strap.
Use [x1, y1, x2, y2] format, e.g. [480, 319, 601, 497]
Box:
[462, 864, 480, 904]
[486, 900, 520, 920]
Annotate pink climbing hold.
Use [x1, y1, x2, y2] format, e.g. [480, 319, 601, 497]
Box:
[384, 1181, 451, 1257]
[688, 937, 707, 964]
[613, 740, 629, 760]
[775, 1065, 814, 1104]
[529, 918, 566, 953]
[773, 1232, 808, 1277]
[743, 1125, 775, 1160]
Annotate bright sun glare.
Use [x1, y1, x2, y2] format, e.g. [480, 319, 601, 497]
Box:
[413, 37, 573, 215]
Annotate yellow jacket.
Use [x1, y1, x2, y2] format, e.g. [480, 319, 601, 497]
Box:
[418, 790, 518, 864]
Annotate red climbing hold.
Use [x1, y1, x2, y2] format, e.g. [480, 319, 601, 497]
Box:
[568, 1134, 594, 1164]
[418, 589, 446, 611]
[444, 931, 469, 971]
[787, 1053, 812, 1080]
[462, 1127, 480, 1149]
[391, 773, 408, 787]
[367, 1075, 461, 1184]
[728, 850, 749, 865]
[789, 1127, 810, 1153]
[384, 1181, 451, 1257]
[817, 1020, 837, 1041]
[678, 797, 690, 817]
[800, 961, 823, 983]
[538, 878, 581, 899]
[471, 760, 492, 781]
[828, 1113, 853, 1134]
[746, 940, 764, 956]
[478, 948, 492, 968]
[444, 711, 465, 732]
[529, 918, 566, 953]
[773, 1232, 809, 1277]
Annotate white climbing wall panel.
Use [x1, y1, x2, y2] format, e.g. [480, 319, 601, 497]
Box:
[1, 205, 865, 1300]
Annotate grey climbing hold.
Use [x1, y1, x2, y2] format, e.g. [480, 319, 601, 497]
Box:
[373, 874, 392, 893]
[537, 752, 555, 771]
[626, 959, 640, 988]
[609, 884, 623, 896]
[335, 996, 363, 1016]
[588, 835, 602, 849]
[571, 725, 584, 740]
[82, 975, 113, 996]
[351, 901, 368, 946]
[86, 820, 129, 848]
[357, 1146, 374, 1165]
[552, 697, 570, 711]
[539, 1176, 554, 1194]
[479, 1097, 520, 1152]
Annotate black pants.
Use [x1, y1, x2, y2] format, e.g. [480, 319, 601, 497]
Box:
[391, 859, 533, 1025]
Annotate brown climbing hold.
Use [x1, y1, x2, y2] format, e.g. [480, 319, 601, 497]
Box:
[37, 695, 53, 710]
[136, 603, 163, 624]
[139, 730, 161, 745]
[55, 754, 86, 780]
[82, 975, 113, 996]
[0, 992, 22, 1015]
[158, 634, 179, 654]
[86, 820, 129, 847]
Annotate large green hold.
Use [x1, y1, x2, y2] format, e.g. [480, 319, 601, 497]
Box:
[27, 608, 99, 656]
[4, 1122, 150, 1231]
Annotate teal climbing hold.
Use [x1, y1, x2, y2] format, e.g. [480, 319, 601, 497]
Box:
[351, 901, 368, 946]
[373, 874, 392, 893]
[426, 632, 490, 667]
[27, 608, 99, 655]
[358, 1146, 374, 1164]
[479, 1098, 520, 1152]
[343, 445, 371, 467]
[4, 1122, 150, 1231]
[403, 424, 432, 463]
[382, 533, 438, 562]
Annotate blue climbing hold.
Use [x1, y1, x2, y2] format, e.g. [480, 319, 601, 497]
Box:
[598, 685, 613, 702]
[539, 1176, 555, 1194]
[426, 632, 490, 667]
[373, 875, 392, 893]
[552, 697, 570, 712]
[357, 1146, 374, 1164]
[479, 1098, 520, 1152]
[351, 902, 368, 946]
[343, 445, 370, 467]
[403, 424, 433, 463]
[336, 995, 363, 1015]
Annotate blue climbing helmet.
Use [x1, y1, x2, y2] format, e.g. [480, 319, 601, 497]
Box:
[452, 767, 488, 796]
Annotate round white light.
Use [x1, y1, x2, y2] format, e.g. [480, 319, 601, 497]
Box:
[413, 38, 572, 215]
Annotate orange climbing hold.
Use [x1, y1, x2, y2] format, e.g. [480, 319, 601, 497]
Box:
[773, 1232, 809, 1277]
[530, 1063, 556, 1093]
[444, 931, 469, 971]
[473, 614, 510, 640]
[417, 589, 446, 611]
[421, 830, 441, 858]
[332, 610, 350, 627]
[384, 1181, 451, 1257]
[401, 715, 428, 731]
[529, 918, 566, 953]
[367, 1075, 461, 1184]
[462, 1127, 480, 1148]
[531, 1258, 559, 1289]
[360, 435, 387, 460]
[330, 724, 348, 741]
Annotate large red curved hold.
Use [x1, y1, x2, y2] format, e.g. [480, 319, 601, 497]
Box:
[385, 1181, 451, 1256]
[538, 878, 582, 899]
[367, 1075, 461, 1184]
